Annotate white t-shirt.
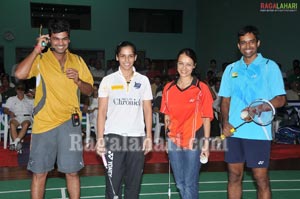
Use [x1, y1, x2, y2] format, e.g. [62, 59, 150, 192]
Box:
[88, 97, 98, 110]
[98, 68, 152, 137]
[90, 67, 105, 78]
[286, 89, 300, 100]
[212, 86, 221, 113]
[3, 96, 34, 117]
[88, 97, 98, 124]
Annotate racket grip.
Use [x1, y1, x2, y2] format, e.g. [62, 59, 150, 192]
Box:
[101, 154, 108, 168]
[220, 134, 225, 140]
[230, 128, 236, 133]
[221, 129, 235, 140]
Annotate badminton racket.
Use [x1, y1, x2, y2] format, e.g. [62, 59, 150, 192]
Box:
[101, 153, 119, 199]
[221, 99, 275, 140]
[165, 127, 171, 199]
[168, 161, 171, 199]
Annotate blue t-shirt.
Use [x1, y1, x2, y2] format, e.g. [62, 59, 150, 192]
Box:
[219, 53, 286, 140]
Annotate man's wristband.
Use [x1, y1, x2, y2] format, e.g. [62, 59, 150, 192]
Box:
[34, 45, 43, 54]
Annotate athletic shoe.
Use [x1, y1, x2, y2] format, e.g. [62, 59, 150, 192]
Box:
[9, 144, 15, 151]
[15, 142, 22, 151]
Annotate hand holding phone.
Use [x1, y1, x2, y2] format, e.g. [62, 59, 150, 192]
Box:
[39, 24, 50, 48]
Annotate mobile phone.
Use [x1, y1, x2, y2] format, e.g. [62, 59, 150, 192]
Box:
[39, 24, 50, 47]
[72, 113, 80, 126]
[41, 39, 50, 47]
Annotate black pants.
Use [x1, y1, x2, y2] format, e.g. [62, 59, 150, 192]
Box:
[104, 134, 145, 199]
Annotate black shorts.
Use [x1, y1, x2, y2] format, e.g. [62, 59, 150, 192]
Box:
[225, 137, 271, 168]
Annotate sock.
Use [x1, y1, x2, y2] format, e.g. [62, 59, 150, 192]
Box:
[14, 138, 21, 145]
[10, 141, 16, 146]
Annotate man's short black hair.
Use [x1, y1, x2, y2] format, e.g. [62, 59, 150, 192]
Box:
[48, 18, 71, 37]
[238, 25, 259, 42]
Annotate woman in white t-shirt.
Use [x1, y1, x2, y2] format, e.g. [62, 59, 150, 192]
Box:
[96, 41, 153, 199]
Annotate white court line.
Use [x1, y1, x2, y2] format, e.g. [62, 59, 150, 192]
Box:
[0, 189, 30, 194]
[0, 186, 80, 194]
[272, 189, 300, 191]
[60, 188, 67, 199]
[50, 188, 300, 199]
[80, 185, 105, 188]
[141, 182, 176, 186]
[135, 179, 300, 186]
[1, 179, 300, 195]
[0, 186, 104, 194]
[196, 188, 300, 194]
[270, 179, 300, 182]
[52, 197, 106, 199]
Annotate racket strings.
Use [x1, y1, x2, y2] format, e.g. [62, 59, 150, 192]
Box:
[249, 101, 275, 125]
[221, 99, 276, 140]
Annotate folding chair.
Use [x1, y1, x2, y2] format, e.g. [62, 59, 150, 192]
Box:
[153, 112, 164, 144]
[0, 113, 32, 149]
[0, 110, 9, 149]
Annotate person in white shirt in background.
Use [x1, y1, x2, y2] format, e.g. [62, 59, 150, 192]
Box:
[285, 79, 300, 100]
[90, 59, 105, 84]
[106, 59, 119, 75]
[212, 78, 222, 120]
[3, 82, 34, 151]
[82, 84, 99, 145]
[211, 78, 222, 137]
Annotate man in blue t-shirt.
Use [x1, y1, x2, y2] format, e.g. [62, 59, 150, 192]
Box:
[219, 25, 286, 199]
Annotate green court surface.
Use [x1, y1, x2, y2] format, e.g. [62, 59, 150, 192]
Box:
[1, 171, 300, 198]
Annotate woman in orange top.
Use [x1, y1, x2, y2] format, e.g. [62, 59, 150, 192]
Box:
[160, 48, 213, 199]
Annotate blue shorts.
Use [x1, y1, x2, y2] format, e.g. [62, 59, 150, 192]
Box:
[225, 137, 271, 168]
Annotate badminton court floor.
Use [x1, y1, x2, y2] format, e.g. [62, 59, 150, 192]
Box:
[1, 170, 300, 198]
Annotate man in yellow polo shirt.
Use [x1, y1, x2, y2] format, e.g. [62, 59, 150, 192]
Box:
[16, 19, 93, 199]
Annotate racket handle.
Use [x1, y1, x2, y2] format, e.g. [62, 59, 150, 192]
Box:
[220, 134, 225, 140]
[221, 129, 235, 140]
[101, 154, 108, 168]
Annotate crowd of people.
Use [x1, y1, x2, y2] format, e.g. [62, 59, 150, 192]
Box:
[1, 18, 297, 199]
